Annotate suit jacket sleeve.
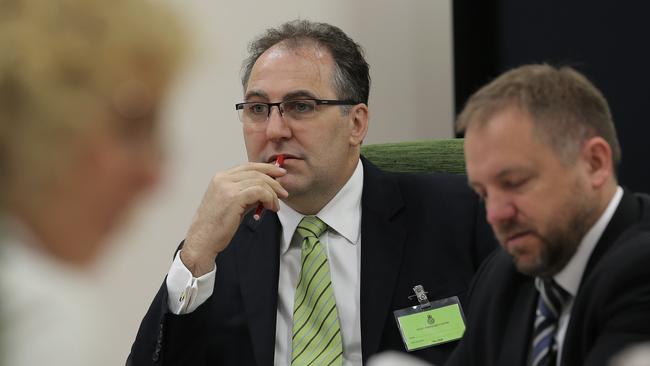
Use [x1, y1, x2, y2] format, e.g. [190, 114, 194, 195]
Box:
[443, 249, 500, 366]
[127, 239, 221, 366]
[472, 200, 498, 271]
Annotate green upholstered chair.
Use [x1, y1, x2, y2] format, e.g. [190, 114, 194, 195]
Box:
[361, 138, 466, 174]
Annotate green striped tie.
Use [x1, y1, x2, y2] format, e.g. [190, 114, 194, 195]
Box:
[291, 216, 343, 366]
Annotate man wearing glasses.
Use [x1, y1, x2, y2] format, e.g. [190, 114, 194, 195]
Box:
[129, 20, 496, 366]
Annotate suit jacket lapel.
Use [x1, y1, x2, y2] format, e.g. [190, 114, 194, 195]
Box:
[561, 190, 643, 361]
[235, 214, 282, 366]
[582, 190, 641, 282]
[498, 276, 538, 366]
[359, 158, 408, 361]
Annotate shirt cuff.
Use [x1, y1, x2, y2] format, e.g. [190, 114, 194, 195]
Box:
[165, 251, 216, 314]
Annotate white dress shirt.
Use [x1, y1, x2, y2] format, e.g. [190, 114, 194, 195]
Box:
[542, 186, 623, 366]
[167, 159, 364, 366]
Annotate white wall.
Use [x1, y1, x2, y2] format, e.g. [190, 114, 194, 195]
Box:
[95, 0, 454, 358]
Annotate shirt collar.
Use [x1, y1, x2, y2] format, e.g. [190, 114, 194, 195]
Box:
[277, 159, 364, 254]
[554, 186, 623, 296]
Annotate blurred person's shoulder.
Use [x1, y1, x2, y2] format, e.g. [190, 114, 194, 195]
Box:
[0, 222, 119, 366]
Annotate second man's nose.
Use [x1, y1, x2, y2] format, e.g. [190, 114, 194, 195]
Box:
[485, 194, 517, 227]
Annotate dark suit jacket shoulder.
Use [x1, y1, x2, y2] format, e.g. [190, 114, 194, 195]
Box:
[446, 192, 650, 366]
[360, 161, 497, 364]
[564, 218, 650, 365]
[128, 158, 497, 366]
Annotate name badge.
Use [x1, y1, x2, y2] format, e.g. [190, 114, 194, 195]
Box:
[393, 286, 466, 351]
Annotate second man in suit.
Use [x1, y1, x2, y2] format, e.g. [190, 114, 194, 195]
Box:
[446, 64, 650, 366]
[129, 19, 496, 366]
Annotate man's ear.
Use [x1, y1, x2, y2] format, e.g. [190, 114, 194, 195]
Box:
[581, 136, 614, 188]
[348, 103, 369, 146]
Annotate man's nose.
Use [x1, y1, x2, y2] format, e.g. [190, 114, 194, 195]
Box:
[265, 105, 292, 140]
[485, 192, 516, 227]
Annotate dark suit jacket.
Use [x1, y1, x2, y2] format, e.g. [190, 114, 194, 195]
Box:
[446, 191, 650, 366]
[128, 157, 497, 366]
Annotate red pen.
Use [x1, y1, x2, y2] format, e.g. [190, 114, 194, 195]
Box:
[253, 154, 284, 221]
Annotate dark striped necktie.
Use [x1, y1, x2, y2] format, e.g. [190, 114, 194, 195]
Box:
[291, 216, 343, 366]
[532, 278, 572, 366]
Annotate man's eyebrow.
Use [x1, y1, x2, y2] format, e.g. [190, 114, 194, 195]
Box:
[283, 90, 318, 100]
[244, 90, 269, 101]
[244, 89, 318, 102]
[496, 169, 515, 179]
[496, 167, 534, 180]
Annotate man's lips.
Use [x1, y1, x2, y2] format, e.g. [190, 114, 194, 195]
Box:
[507, 231, 530, 241]
[267, 154, 298, 163]
[501, 230, 534, 246]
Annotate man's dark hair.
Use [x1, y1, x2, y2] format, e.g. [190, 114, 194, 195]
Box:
[241, 19, 370, 105]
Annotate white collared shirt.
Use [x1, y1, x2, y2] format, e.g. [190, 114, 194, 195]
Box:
[166, 159, 364, 366]
[543, 186, 623, 366]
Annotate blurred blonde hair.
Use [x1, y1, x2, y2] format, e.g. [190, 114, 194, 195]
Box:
[0, 0, 186, 203]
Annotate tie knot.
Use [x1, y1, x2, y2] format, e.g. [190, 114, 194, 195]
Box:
[536, 278, 571, 319]
[297, 216, 327, 240]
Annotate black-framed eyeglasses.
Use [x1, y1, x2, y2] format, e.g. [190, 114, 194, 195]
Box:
[235, 99, 359, 124]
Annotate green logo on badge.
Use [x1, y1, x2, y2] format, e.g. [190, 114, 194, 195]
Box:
[427, 315, 435, 325]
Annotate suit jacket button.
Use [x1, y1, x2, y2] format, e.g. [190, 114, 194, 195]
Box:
[152, 349, 160, 362]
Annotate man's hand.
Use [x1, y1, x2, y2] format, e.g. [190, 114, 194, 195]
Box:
[180, 163, 288, 277]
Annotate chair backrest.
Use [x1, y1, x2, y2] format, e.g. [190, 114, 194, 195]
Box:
[360, 138, 465, 174]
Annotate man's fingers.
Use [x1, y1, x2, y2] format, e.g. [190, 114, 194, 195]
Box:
[236, 175, 288, 198]
[228, 162, 287, 178]
[240, 185, 281, 212]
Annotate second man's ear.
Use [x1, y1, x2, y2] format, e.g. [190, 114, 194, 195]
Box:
[581, 136, 614, 188]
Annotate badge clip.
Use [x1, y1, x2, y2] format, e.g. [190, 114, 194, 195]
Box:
[407, 285, 431, 309]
